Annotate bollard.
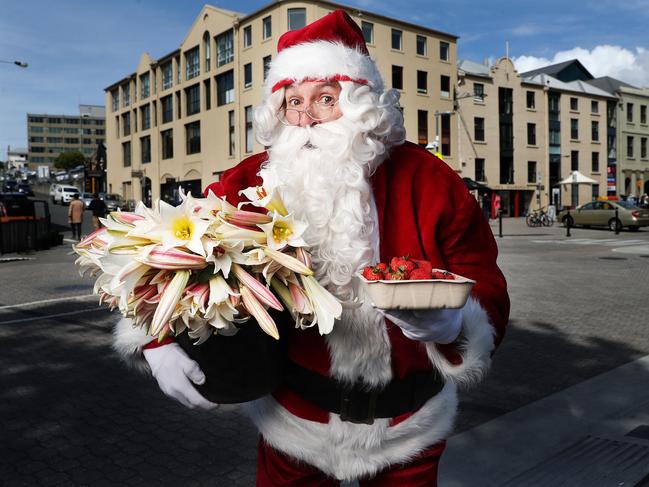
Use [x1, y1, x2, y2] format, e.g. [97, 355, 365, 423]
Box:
[498, 210, 503, 238]
[615, 207, 620, 235]
[566, 209, 571, 237]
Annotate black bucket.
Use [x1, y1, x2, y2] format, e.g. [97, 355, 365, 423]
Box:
[175, 310, 291, 404]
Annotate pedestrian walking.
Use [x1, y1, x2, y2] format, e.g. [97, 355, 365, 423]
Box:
[88, 193, 107, 229]
[481, 192, 492, 221]
[68, 193, 84, 241]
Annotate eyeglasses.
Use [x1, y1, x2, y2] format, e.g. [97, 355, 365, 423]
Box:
[277, 98, 339, 126]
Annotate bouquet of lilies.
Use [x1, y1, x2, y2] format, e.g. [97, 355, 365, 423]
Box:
[73, 183, 343, 344]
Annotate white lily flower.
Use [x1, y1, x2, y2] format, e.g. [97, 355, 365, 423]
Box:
[257, 212, 308, 251]
[301, 275, 343, 335]
[239, 185, 288, 216]
[151, 199, 211, 256]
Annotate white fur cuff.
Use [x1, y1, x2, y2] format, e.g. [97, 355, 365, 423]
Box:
[112, 317, 154, 375]
[425, 297, 496, 388]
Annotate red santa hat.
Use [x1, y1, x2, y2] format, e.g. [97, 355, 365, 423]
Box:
[265, 9, 384, 95]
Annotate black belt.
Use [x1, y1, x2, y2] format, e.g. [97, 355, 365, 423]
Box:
[284, 362, 445, 425]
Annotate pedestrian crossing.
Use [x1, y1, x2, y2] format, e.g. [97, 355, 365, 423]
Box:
[531, 238, 648, 247]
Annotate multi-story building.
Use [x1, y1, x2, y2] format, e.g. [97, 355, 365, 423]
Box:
[456, 57, 616, 214]
[104, 1, 458, 204]
[27, 105, 106, 168]
[7, 147, 28, 170]
[588, 77, 649, 198]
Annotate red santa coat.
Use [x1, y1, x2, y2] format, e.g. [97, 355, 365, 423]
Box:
[200, 141, 509, 478]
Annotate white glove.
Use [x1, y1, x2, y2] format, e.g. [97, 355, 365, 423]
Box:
[143, 342, 219, 410]
[379, 308, 463, 344]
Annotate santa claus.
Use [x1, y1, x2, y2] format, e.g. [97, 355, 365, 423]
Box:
[114, 10, 509, 486]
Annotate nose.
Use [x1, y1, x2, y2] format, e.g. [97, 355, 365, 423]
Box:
[297, 116, 315, 128]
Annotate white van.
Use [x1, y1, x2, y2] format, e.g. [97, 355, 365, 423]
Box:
[49, 183, 60, 201]
[53, 185, 80, 205]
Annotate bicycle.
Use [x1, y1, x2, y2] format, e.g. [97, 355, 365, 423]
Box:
[526, 207, 554, 227]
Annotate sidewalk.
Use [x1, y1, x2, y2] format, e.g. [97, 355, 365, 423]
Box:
[439, 355, 649, 486]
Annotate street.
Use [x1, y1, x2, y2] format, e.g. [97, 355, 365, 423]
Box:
[1, 217, 649, 485]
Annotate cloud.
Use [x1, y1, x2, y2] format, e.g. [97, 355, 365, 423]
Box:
[513, 45, 649, 87]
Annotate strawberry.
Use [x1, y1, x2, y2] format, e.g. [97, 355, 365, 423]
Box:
[386, 270, 406, 280]
[362, 265, 384, 281]
[375, 262, 389, 273]
[412, 259, 433, 273]
[409, 268, 432, 280]
[432, 270, 455, 280]
[390, 255, 416, 274]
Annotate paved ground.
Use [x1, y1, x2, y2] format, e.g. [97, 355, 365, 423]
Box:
[1, 217, 648, 485]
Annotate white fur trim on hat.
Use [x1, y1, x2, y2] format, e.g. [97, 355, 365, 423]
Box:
[265, 41, 384, 96]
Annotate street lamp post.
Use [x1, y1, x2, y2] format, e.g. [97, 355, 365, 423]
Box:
[0, 60, 28, 68]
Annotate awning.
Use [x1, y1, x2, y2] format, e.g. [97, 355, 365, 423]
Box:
[462, 177, 491, 191]
[559, 171, 598, 185]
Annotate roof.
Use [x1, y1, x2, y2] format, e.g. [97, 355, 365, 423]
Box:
[521, 73, 616, 99]
[457, 59, 491, 78]
[587, 76, 638, 93]
[520, 59, 593, 82]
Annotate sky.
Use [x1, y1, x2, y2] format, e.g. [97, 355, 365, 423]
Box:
[2, 0, 649, 159]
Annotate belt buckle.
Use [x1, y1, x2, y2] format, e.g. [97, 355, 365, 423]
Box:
[340, 388, 379, 425]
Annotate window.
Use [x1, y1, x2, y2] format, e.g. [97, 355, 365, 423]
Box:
[361, 21, 373, 44]
[162, 62, 173, 90]
[111, 90, 119, 111]
[627, 136, 634, 158]
[122, 85, 130, 107]
[115, 116, 119, 136]
[243, 26, 252, 48]
[152, 101, 157, 127]
[417, 71, 427, 94]
[161, 95, 173, 123]
[244, 63, 252, 88]
[474, 117, 485, 142]
[527, 123, 536, 145]
[391, 29, 402, 50]
[204, 80, 211, 110]
[473, 83, 484, 101]
[440, 75, 450, 98]
[475, 158, 485, 182]
[140, 72, 150, 99]
[570, 118, 579, 140]
[417, 110, 428, 146]
[627, 103, 634, 123]
[122, 112, 131, 136]
[263, 16, 272, 39]
[439, 41, 449, 61]
[186, 121, 201, 154]
[161, 129, 173, 159]
[591, 121, 599, 142]
[245, 105, 253, 153]
[392, 65, 403, 90]
[591, 100, 598, 113]
[176, 56, 181, 84]
[185, 46, 200, 80]
[592, 184, 600, 201]
[186, 84, 200, 116]
[30, 136, 44, 143]
[141, 104, 150, 130]
[527, 161, 537, 183]
[263, 56, 271, 80]
[217, 70, 234, 106]
[203, 32, 211, 71]
[571, 150, 579, 171]
[216, 30, 234, 67]
[63, 138, 79, 144]
[641, 105, 647, 124]
[133, 109, 138, 132]
[416, 35, 427, 56]
[47, 137, 63, 143]
[591, 152, 599, 172]
[122, 141, 131, 167]
[228, 110, 235, 156]
[141, 136, 151, 164]
[288, 8, 306, 30]
[570, 97, 578, 111]
[641, 137, 647, 159]
[29, 116, 44, 123]
[441, 113, 451, 156]
[526, 91, 535, 109]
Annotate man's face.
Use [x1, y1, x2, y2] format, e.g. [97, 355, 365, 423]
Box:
[282, 81, 343, 127]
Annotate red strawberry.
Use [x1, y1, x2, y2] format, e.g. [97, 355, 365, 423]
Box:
[375, 262, 389, 273]
[390, 256, 416, 274]
[432, 270, 455, 280]
[409, 268, 432, 280]
[386, 270, 405, 280]
[362, 266, 384, 281]
[412, 259, 433, 273]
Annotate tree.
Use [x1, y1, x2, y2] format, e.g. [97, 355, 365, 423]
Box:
[54, 151, 86, 170]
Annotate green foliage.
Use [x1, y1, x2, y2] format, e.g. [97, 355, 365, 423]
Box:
[54, 151, 86, 170]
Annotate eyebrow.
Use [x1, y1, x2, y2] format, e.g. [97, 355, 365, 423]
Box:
[286, 81, 339, 96]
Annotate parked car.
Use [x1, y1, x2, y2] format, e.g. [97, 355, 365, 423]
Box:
[558, 200, 649, 232]
[53, 185, 80, 205]
[80, 192, 94, 208]
[99, 193, 125, 211]
[53, 170, 69, 182]
[17, 183, 34, 197]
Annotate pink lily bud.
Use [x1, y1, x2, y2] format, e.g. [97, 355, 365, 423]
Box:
[240, 285, 280, 340]
[231, 264, 283, 311]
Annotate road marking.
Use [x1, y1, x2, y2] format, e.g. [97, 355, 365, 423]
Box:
[532, 238, 648, 247]
[0, 307, 105, 325]
[0, 294, 96, 310]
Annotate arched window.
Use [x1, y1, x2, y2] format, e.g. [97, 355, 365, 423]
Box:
[203, 32, 211, 72]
